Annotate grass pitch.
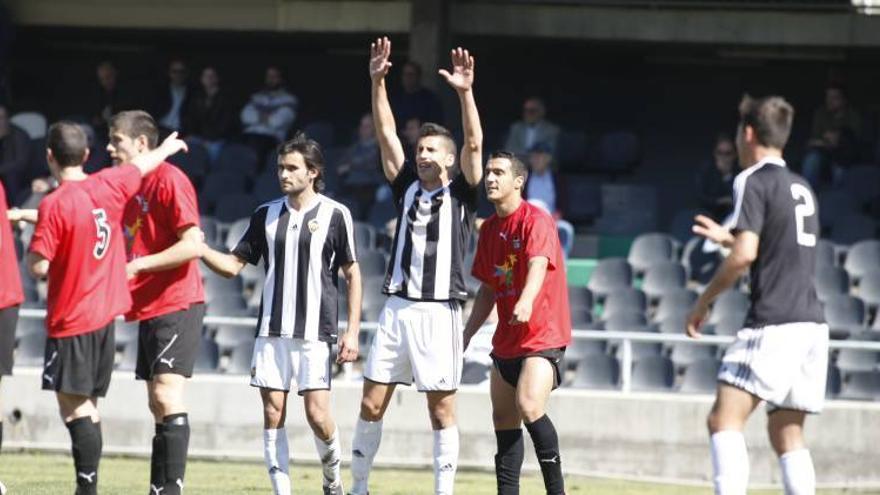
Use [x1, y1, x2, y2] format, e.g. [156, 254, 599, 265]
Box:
[0, 452, 876, 494]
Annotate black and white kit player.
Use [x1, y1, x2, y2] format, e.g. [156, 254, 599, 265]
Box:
[688, 95, 827, 495]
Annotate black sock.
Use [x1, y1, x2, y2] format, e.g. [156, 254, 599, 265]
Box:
[150, 423, 166, 493]
[162, 413, 190, 495]
[66, 417, 101, 495]
[495, 428, 524, 495]
[525, 415, 564, 495]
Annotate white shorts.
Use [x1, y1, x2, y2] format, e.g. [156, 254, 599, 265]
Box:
[250, 337, 332, 395]
[364, 296, 463, 392]
[718, 322, 829, 413]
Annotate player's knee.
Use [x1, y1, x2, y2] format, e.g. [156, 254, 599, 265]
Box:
[427, 401, 456, 428]
[305, 403, 329, 430]
[706, 410, 722, 433]
[515, 396, 544, 423]
[263, 403, 285, 428]
[491, 408, 520, 429]
[359, 397, 385, 421]
[768, 427, 803, 457]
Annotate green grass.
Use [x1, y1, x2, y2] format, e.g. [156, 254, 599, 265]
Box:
[0, 452, 877, 494]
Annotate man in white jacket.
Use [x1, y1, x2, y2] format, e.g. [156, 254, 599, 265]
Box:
[241, 66, 299, 163]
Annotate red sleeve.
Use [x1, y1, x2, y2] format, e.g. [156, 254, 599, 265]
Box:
[524, 211, 558, 271]
[471, 223, 495, 285]
[158, 167, 200, 233]
[29, 198, 62, 261]
[95, 165, 143, 209]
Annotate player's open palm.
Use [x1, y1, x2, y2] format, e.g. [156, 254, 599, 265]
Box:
[439, 47, 474, 92]
[692, 214, 730, 245]
[369, 37, 393, 82]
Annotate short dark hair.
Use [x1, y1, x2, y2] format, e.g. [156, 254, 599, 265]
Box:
[418, 122, 457, 157]
[489, 150, 529, 183]
[826, 82, 848, 99]
[277, 132, 325, 192]
[110, 110, 159, 149]
[738, 95, 794, 150]
[47, 121, 88, 168]
[403, 60, 422, 77]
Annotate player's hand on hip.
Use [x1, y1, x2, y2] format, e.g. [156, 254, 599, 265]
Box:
[369, 37, 393, 82]
[509, 301, 532, 325]
[685, 301, 709, 339]
[438, 47, 475, 93]
[158, 131, 189, 157]
[692, 214, 730, 245]
[336, 330, 359, 364]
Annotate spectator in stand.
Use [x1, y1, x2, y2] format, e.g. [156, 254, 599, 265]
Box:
[0, 104, 30, 203]
[338, 113, 382, 217]
[152, 58, 193, 136]
[86, 61, 129, 140]
[400, 116, 422, 160]
[801, 83, 862, 189]
[504, 97, 560, 159]
[390, 61, 443, 129]
[523, 141, 567, 219]
[696, 133, 737, 221]
[183, 66, 235, 163]
[240, 65, 298, 164]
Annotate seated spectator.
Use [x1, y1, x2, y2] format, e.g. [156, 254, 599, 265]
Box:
[240, 65, 298, 163]
[802, 83, 862, 189]
[401, 116, 422, 159]
[390, 61, 443, 128]
[696, 133, 737, 221]
[183, 66, 235, 163]
[0, 104, 30, 203]
[504, 97, 560, 159]
[85, 61, 130, 140]
[152, 58, 193, 136]
[523, 141, 566, 219]
[338, 113, 382, 217]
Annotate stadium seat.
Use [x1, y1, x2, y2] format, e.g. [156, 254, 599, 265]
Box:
[602, 288, 646, 320]
[641, 261, 686, 301]
[199, 171, 249, 213]
[814, 265, 849, 303]
[252, 171, 280, 203]
[627, 232, 678, 274]
[117, 340, 139, 371]
[845, 240, 880, 282]
[669, 342, 717, 370]
[709, 290, 750, 325]
[15, 316, 43, 339]
[557, 220, 575, 257]
[567, 286, 593, 312]
[711, 317, 744, 337]
[815, 239, 836, 268]
[358, 249, 387, 278]
[203, 271, 245, 304]
[678, 359, 720, 394]
[564, 336, 606, 366]
[114, 320, 139, 350]
[593, 184, 658, 236]
[841, 165, 880, 210]
[173, 140, 209, 183]
[838, 371, 880, 400]
[193, 339, 220, 373]
[587, 258, 632, 299]
[302, 121, 336, 148]
[561, 176, 601, 224]
[570, 308, 593, 327]
[824, 294, 866, 335]
[630, 355, 674, 392]
[654, 289, 698, 322]
[597, 131, 640, 173]
[602, 312, 648, 332]
[206, 293, 249, 317]
[215, 142, 259, 176]
[830, 213, 876, 246]
[835, 348, 878, 374]
[655, 313, 686, 334]
[571, 354, 619, 390]
[14, 332, 46, 367]
[668, 209, 702, 245]
[461, 361, 491, 385]
[555, 130, 587, 172]
[214, 193, 260, 224]
[615, 338, 662, 361]
[681, 236, 721, 286]
[213, 324, 254, 354]
[10, 111, 47, 139]
[226, 341, 255, 375]
[826, 364, 842, 398]
[353, 221, 376, 251]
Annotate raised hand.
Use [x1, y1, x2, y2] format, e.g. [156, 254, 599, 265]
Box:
[692, 214, 733, 247]
[369, 36, 393, 82]
[438, 47, 474, 93]
[158, 131, 189, 158]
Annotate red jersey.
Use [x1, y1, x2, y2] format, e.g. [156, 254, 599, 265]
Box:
[29, 166, 142, 338]
[123, 162, 204, 321]
[472, 201, 571, 358]
[0, 182, 24, 309]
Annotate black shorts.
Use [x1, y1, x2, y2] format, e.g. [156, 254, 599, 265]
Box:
[0, 305, 19, 376]
[491, 348, 566, 391]
[42, 322, 115, 397]
[136, 303, 205, 381]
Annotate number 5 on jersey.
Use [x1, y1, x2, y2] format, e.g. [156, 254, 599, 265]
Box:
[92, 208, 111, 259]
[791, 183, 817, 248]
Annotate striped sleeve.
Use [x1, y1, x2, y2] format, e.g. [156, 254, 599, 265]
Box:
[333, 205, 357, 266]
[232, 206, 268, 265]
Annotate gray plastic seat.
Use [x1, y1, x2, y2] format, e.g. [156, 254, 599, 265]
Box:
[814, 265, 849, 303]
[570, 309, 593, 328]
[709, 290, 750, 325]
[679, 358, 720, 394]
[226, 341, 255, 374]
[214, 193, 260, 224]
[571, 354, 619, 390]
[206, 294, 249, 317]
[15, 317, 44, 338]
[193, 339, 220, 373]
[461, 361, 491, 385]
[815, 239, 836, 268]
[627, 233, 677, 274]
[641, 261, 686, 301]
[567, 286, 593, 312]
[14, 332, 46, 367]
[631, 355, 675, 392]
[656, 313, 687, 334]
[602, 288, 646, 320]
[712, 316, 745, 336]
[564, 336, 606, 365]
[824, 294, 866, 335]
[836, 348, 878, 374]
[358, 249, 388, 278]
[841, 165, 880, 209]
[587, 258, 632, 299]
[826, 364, 842, 398]
[669, 342, 717, 369]
[215, 142, 258, 176]
[655, 289, 698, 321]
[213, 325, 254, 354]
[114, 320, 139, 349]
[831, 215, 877, 247]
[857, 269, 880, 309]
[838, 371, 880, 400]
[602, 313, 648, 332]
[116, 340, 139, 371]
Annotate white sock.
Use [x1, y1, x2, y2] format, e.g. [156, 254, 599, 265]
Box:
[780, 449, 815, 495]
[350, 418, 382, 495]
[433, 426, 459, 495]
[710, 430, 749, 495]
[264, 428, 291, 495]
[314, 426, 342, 487]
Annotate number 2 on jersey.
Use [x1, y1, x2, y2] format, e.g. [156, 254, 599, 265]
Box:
[92, 208, 111, 259]
[790, 184, 817, 247]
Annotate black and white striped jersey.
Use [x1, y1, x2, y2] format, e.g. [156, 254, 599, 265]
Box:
[383, 163, 478, 302]
[730, 156, 824, 327]
[233, 194, 357, 342]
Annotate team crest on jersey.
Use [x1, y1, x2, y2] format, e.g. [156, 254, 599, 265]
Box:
[512, 237, 521, 250]
[134, 194, 149, 213]
[308, 219, 320, 233]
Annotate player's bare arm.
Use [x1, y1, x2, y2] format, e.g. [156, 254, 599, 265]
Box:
[128, 132, 189, 177]
[510, 256, 550, 325]
[7, 208, 38, 224]
[126, 225, 204, 280]
[439, 47, 483, 186]
[337, 261, 362, 364]
[692, 214, 735, 248]
[686, 230, 759, 338]
[370, 36, 406, 182]
[463, 283, 495, 351]
[200, 245, 248, 279]
[26, 252, 49, 279]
